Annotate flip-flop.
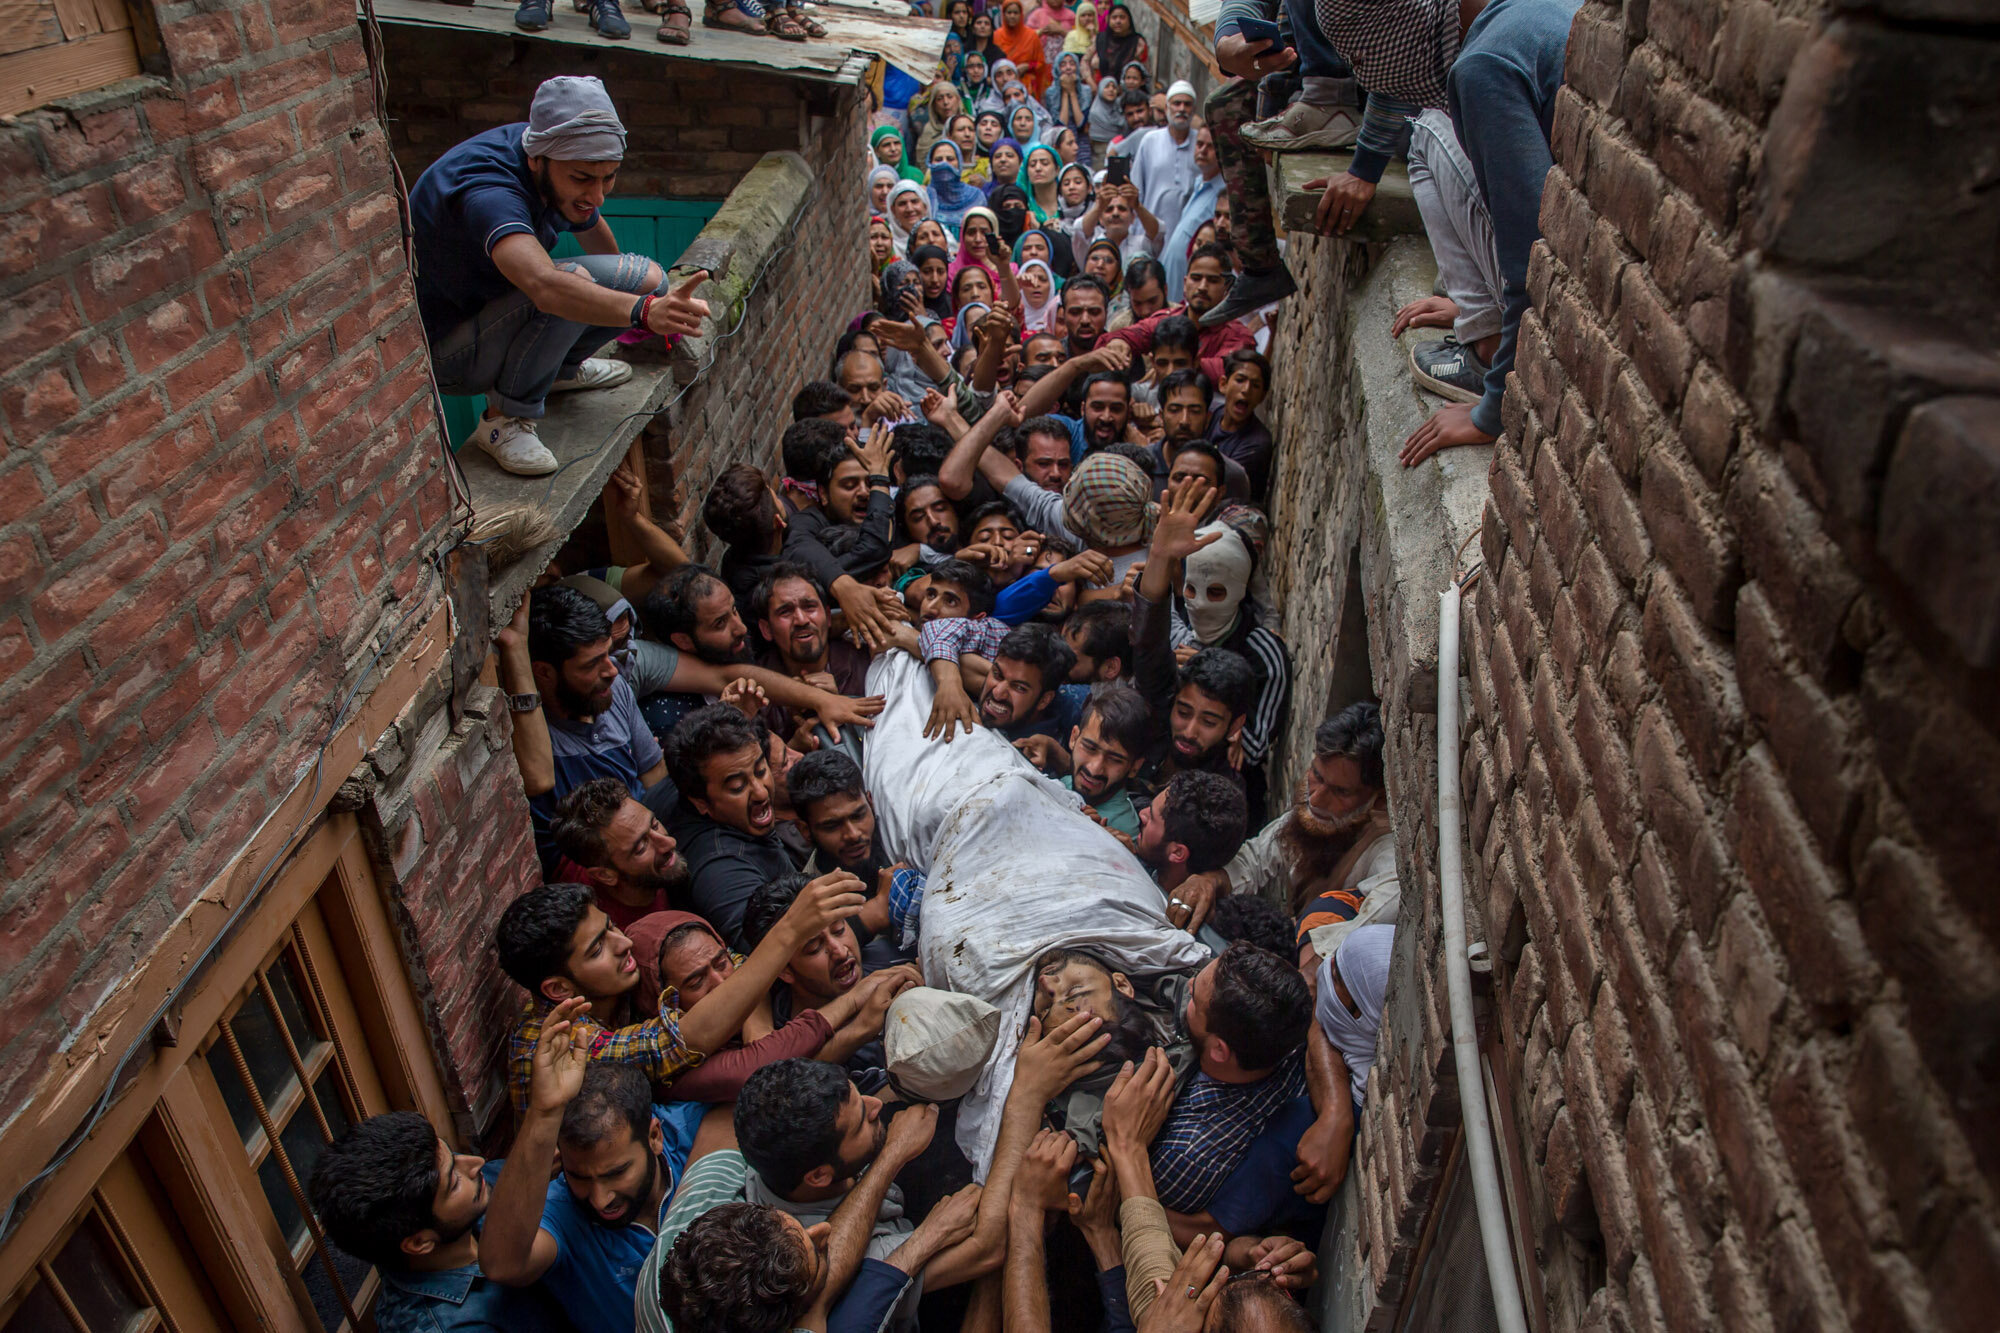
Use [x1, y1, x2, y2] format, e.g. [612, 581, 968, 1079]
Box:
[764, 7, 808, 38]
[657, 1, 693, 39]
[787, 4, 826, 35]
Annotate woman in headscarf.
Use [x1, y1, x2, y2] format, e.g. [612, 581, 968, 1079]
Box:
[1085, 76, 1125, 163]
[1092, 1, 1146, 84]
[946, 0, 973, 46]
[925, 140, 986, 233]
[914, 81, 965, 161]
[1006, 102, 1047, 150]
[1043, 52, 1092, 157]
[909, 243, 955, 320]
[960, 52, 1003, 117]
[938, 31, 964, 82]
[1082, 236, 1124, 299]
[1024, 0, 1076, 78]
[971, 109, 1007, 164]
[909, 217, 959, 260]
[1057, 161, 1093, 222]
[992, 0, 1048, 97]
[985, 138, 1025, 198]
[885, 178, 930, 255]
[868, 216, 898, 278]
[984, 182, 1034, 251]
[948, 113, 980, 164]
[1051, 126, 1084, 169]
[1018, 143, 1063, 225]
[948, 299, 991, 356]
[1063, 0, 1096, 54]
[1016, 258, 1060, 332]
[868, 163, 900, 215]
[966, 10, 1004, 69]
[872, 125, 924, 183]
[1119, 59, 1149, 98]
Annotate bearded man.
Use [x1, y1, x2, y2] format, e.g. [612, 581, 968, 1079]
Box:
[1167, 703, 1396, 968]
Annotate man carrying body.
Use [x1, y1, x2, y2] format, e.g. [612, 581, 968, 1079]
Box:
[1013, 682, 1154, 840]
[1061, 600, 1133, 685]
[1134, 769, 1250, 902]
[925, 621, 1078, 745]
[664, 705, 806, 948]
[411, 77, 707, 475]
[550, 778, 688, 931]
[750, 564, 871, 747]
[787, 750, 925, 967]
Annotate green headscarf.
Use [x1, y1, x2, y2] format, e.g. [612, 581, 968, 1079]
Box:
[1016, 144, 1063, 224]
[872, 125, 925, 182]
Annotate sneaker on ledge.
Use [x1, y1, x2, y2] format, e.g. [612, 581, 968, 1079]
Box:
[552, 357, 635, 392]
[1410, 336, 1488, 404]
[1240, 101, 1362, 152]
[475, 416, 560, 477]
[589, 0, 633, 36]
[1198, 265, 1297, 328]
[514, 0, 553, 29]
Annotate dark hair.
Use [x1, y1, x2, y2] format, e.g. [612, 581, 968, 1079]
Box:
[1208, 893, 1296, 957]
[1017, 415, 1073, 455]
[1222, 346, 1271, 388]
[792, 379, 852, 421]
[1207, 940, 1311, 1070]
[550, 777, 629, 870]
[1158, 368, 1215, 405]
[308, 1112, 442, 1267]
[1217, 1275, 1317, 1332]
[781, 418, 851, 487]
[1152, 313, 1199, 355]
[1162, 770, 1247, 873]
[641, 563, 729, 648]
[1125, 256, 1168, 293]
[560, 1062, 652, 1150]
[703, 464, 778, 549]
[1062, 275, 1109, 306]
[1168, 438, 1227, 481]
[926, 557, 997, 616]
[1082, 372, 1133, 401]
[892, 422, 956, 476]
[1315, 701, 1385, 790]
[1078, 682, 1150, 754]
[1102, 441, 1155, 471]
[910, 244, 951, 268]
[659, 1202, 818, 1333]
[527, 584, 611, 667]
[1065, 601, 1132, 677]
[752, 561, 826, 626]
[1031, 947, 1153, 1068]
[994, 622, 1075, 695]
[963, 499, 1019, 533]
[1188, 241, 1235, 272]
[495, 882, 595, 993]
[786, 749, 866, 820]
[1177, 646, 1255, 718]
[740, 870, 811, 951]
[735, 1059, 853, 1193]
[665, 705, 769, 806]
[1118, 88, 1149, 110]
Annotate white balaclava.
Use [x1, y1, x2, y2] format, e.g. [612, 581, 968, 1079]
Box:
[1183, 523, 1252, 644]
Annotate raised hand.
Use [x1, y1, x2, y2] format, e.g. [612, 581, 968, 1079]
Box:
[780, 871, 869, 940]
[850, 421, 896, 477]
[1101, 1045, 1176, 1152]
[528, 995, 594, 1115]
[1014, 1011, 1110, 1099]
[1149, 476, 1222, 563]
[645, 271, 711, 339]
[1138, 1234, 1228, 1333]
[718, 677, 768, 718]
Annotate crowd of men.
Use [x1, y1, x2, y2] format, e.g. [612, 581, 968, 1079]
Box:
[290, 0, 1584, 1307]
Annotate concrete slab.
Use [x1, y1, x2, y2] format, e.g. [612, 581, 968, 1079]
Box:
[1271, 151, 1428, 244]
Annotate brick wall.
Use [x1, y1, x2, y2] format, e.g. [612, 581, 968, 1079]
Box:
[1461, 0, 2000, 1329]
[0, 0, 453, 1122]
[379, 28, 817, 198]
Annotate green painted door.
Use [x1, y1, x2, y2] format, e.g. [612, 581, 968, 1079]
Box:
[444, 196, 723, 447]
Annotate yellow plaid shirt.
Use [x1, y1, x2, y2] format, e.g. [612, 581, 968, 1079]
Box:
[507, 997, 705, 1114]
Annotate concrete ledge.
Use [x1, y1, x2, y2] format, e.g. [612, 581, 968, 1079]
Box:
[466, 149, 817, 621]
[1272, 151, 1427, 243]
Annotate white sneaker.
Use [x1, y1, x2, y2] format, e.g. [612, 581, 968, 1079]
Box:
[474, 415, 559, 476]
[1240, 101, 1363, 151]
[551, 357, 634, 393]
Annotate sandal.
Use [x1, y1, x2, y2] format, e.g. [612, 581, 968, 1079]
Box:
[764, 7, 808, 38]
[656, 0, 692, 40]
[703, 0, 765, 31]
[787, 2, 826, 35]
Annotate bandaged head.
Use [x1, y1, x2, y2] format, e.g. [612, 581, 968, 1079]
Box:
[1182, 522, 1251, 643]
[521, 76, 627, 162]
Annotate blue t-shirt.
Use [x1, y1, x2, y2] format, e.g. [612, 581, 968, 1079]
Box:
[408, 122, 600, 340]
[530, 675, 664, 863]
[1205, 1093, 1325, 1239]
[528, 1102, 707, 1333]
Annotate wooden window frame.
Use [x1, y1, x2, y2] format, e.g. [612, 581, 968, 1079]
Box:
[0, 0, 164, 119]
[0, 816, 454, 1333]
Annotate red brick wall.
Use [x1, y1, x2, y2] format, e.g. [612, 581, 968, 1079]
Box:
[0, 0, 452, 1116]
[1462, 1, 2000, 1330]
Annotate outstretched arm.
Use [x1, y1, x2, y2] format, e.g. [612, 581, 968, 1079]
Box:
[939, 389, 1023, 500]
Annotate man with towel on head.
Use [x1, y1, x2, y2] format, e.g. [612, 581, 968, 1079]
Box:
[411, 76, 711, 477]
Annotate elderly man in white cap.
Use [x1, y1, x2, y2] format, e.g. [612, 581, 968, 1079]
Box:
[1127, 79, 1202, 238]
[410, 76, 709, 476]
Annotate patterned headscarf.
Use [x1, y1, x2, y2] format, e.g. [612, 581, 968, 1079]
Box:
[1314, 0, 1458, 110]
[1063, 452, 1157, 548]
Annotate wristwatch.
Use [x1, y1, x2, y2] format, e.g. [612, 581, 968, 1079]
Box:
[508, 691, 542, 714]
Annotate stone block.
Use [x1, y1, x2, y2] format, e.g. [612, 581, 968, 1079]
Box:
[1876, 396, 2000, 669]
[1270, 152, 1426, 242]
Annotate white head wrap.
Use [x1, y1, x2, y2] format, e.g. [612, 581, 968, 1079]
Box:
[1166, 79, 1197, 101]
[1182, 522, 1251, 643]
[520, 76, 627, 162]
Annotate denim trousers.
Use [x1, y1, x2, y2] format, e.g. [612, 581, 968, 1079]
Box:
[429, 251, 665, 419]
[1406, 109, 1505, 345]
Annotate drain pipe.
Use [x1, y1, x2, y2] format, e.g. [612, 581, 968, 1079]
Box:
[1438, 573, 1531, 1333]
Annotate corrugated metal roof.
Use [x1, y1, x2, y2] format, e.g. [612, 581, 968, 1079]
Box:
[362, 0, 947, 85]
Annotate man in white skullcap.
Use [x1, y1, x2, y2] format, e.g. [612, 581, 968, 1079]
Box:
[410, 77, 709, 476]
[1127, 79, 1202, 237]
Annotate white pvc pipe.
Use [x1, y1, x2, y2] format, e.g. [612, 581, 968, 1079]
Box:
[1438, 582, 1531, 1333]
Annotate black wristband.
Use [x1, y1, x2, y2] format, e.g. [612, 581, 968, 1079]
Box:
[866, 474, 894, 488]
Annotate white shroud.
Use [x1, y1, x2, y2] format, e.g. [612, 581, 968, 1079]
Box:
[862, 650, 1208, 1173]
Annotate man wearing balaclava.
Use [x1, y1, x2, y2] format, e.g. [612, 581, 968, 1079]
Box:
[410, 76, 710, 477]
[1127, 79, 1201, 238]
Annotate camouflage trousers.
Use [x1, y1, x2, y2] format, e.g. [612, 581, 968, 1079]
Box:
[1204, 77, 1281, 272]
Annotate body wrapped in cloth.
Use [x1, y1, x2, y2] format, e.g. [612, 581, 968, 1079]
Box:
[862, 650, 1208, 1173]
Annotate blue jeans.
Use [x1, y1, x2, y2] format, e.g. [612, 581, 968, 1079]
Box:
[429, 251, 665, 418]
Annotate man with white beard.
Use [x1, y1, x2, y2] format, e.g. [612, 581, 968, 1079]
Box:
[1165, 703, 1396, 969]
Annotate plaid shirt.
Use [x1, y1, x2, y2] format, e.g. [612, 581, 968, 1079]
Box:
[1149, 1048, 1309, 1212]
[507, 998, 704, 1114]
[917, 614, 1010, 664]
[889, 868, 926, 949]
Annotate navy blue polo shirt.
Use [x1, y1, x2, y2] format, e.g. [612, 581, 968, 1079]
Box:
[408, 122, 601, 341]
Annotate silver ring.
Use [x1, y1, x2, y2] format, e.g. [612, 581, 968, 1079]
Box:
[1170, 897, 1188, 909]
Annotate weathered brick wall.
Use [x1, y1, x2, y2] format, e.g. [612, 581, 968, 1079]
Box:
[379, 28, 815, 198]
[0, 0, 453, 1119]
[1461, 0, 2000, 1330]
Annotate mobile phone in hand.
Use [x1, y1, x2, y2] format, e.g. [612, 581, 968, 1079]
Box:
[1234, 16, 1291, 52]
[1104, 155, 1130, 187]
